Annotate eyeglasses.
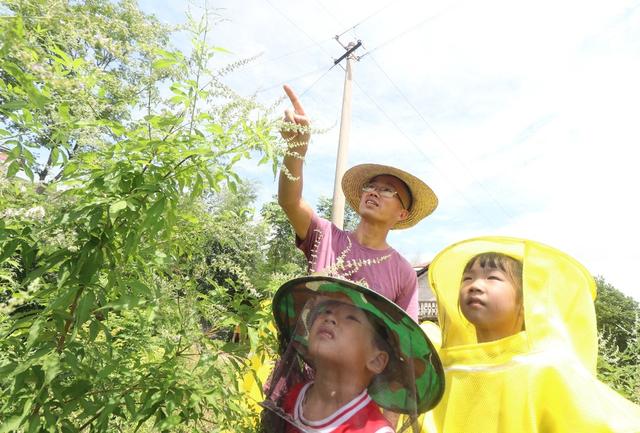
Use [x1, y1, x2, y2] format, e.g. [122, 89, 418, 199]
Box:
[362, 183, 407, 209]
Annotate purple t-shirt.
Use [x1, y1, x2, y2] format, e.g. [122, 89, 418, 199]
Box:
[297, 213, 419, 320]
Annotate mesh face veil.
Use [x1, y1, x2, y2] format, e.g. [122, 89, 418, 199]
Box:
[260, 276, 445, 433]
[423, 236, 640, 433]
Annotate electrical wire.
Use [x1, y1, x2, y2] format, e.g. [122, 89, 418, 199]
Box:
[246, 38, 336, 70]
[366, 53, 513, 219]
[262, 0, 504, 221]
[351, 77, 496, 226]
[256, 64, 337, 95]
[336, 0, 397, 38]
[262, 0, 348, 99]
[264, 0, 336, 60]
[314, 0, 346, 30]
[360, 0, 467, 58]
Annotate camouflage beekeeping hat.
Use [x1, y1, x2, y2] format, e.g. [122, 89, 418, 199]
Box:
[272, 275, 445, 414]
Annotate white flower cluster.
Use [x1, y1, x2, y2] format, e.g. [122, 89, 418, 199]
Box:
[309, 231, 391, 283]
[0, 206, 46, 221]
[46, 228, 79, 252]
[0, 278, 41, 315]
[308, 229, 324, 273]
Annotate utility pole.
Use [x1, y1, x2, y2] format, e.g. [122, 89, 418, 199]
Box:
[331, 39, 362, 229]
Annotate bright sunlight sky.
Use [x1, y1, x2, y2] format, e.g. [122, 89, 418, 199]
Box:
[139, 0, 640, 301]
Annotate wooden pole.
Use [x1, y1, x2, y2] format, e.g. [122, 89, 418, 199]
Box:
[331, 44, 355, 229]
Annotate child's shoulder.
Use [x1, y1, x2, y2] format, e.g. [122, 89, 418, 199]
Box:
[281, 382, 307, 414]
[345, 398, 395, 432]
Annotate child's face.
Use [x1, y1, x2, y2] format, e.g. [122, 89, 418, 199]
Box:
[459, 259, 523, 342]
[307, 300, 383, 369]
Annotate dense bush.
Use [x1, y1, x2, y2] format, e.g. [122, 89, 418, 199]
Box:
[0, 1, 298, 431]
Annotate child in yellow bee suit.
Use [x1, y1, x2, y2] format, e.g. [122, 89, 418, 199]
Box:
[421, 236, 640, 433]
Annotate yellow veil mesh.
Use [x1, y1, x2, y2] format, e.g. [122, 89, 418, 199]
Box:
[428, 236, 597, 370]
[422, 236, 640, 433]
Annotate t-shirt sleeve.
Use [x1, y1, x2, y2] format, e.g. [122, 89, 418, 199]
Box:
[395, 267, 419, 321]
[295, 212, 330, 269]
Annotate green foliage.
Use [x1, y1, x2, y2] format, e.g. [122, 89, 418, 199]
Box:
[0, 0, 171, 182]
[260, 198, 306, 276]
[594, 276, 640, 351]
[594, 277, 640, 404]
[0, 2, 285, 432]
[316, 195, 359, 232]
[597, 317, 640, 404]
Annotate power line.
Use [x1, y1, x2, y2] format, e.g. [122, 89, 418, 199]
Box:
[335, 0, 397, 37]
[366, 53, 513, 220]
[263, 0, 500, 222]
[263, 0, 349, 98]
[314, 0, 346, 29]
[264, 0, 336, 60]
[351, 77, 496, 226]
[246, 38, 335, 70]
[298, 64, 340, 98]
[360, 0, 467, 58]
[256, 65, 335, 94]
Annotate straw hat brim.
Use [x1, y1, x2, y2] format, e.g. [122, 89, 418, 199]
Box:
[341, 164, 437, 230]
[272, 275, 445, 414]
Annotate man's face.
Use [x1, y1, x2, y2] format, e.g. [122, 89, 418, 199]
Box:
[358, 175, 411, 226]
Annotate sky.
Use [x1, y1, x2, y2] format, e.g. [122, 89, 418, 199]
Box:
[139, 0, 640, 301]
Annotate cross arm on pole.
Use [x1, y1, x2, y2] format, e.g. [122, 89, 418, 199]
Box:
[333, 40, 362, 65]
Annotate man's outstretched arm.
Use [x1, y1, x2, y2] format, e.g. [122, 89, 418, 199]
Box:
[278, 85, 314, 240]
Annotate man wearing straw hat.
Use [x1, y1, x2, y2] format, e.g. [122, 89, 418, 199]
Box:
[278, 85, 438, 320]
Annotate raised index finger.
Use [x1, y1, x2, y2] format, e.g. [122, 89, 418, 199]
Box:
[283, 84, 306, 115]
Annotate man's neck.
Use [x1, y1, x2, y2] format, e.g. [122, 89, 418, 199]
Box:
[351, 220, 391, 250]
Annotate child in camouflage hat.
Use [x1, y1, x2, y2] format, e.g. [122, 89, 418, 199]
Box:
[261, 276, 444, 433]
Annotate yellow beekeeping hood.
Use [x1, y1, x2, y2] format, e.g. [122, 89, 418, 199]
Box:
[428, 236, 597, 372]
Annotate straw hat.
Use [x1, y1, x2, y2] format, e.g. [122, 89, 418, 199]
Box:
[272, 275, 445, 414]
[341, 163, 437, 229]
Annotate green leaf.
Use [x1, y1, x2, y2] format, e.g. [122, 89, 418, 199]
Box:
[58, 103, 70, 122]
[0, 416, 23, 433]
[26, 414, 41, 433]
[129, 280, 152, 297]
[212, 46, 232, 54]
[79, 248, 102, 284]
[22, 162, 34, 181]
[65, 379, 91, 400]
[51, 46, 72, 67]
[109, 200, 127, 220]
[42, 354, 61, 385]
[27, 319, 44, 348]
[152, 58, 177, 70]
[0, 239, 20, 264]
[0, 100, 28, 111]
[142, 197, 166, 230]
[124, 394, 136, 417]
[0, 361, 17, 377]
[7, 161, 19, 177]
[89, 320, 100, 341]
[75, 290, 96, 326]
[47, 146, 59, 167]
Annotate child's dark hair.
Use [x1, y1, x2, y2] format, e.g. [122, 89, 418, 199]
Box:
[366, 311, 394, 368]
[463, 252, 523, 302]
